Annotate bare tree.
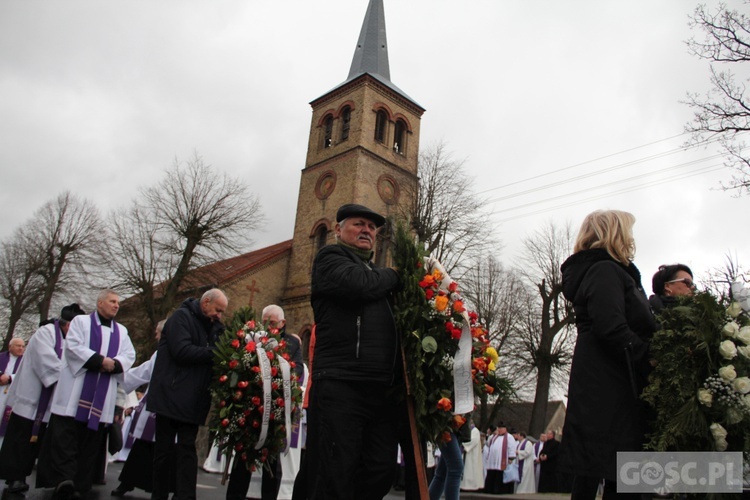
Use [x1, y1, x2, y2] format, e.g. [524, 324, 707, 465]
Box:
[29, 192, 104, 322]
[108, 153, 264, 341]
[684, 2, 750, 194]
[700, 250, 749, 297]
[462, 255, 528, 430]
[515, 220, 576, 437]
[0, 232, 45, 347]
[406, 141, 497, 276]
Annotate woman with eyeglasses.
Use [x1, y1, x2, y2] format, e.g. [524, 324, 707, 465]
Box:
[648, 264, 695, 313]
[559, 210, 657, 499]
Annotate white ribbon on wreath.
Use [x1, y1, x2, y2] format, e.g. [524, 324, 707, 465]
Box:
[424, 256, 474, 415]
[255, 343, 273, 450]
[277, 356, 293, 454]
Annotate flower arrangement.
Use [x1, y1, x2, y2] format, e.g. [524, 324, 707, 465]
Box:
[209, 314, 303, 473]
[642, 290, 750, 456]
[393, 224, 512, 444]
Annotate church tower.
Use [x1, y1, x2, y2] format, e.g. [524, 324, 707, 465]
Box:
[282, 0, 425, 336]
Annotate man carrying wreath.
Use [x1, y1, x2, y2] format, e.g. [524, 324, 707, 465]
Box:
[306, 203, 404, 500]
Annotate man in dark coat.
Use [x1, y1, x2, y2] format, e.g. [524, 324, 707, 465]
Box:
[306, 203, 403, 500]
[537, 430, 560, 493]
[147, 289, 227, 500]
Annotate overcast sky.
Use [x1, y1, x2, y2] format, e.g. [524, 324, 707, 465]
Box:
[1, 0, 748, 294]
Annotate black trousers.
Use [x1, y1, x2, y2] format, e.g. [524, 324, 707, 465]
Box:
[36, 414, 106, 493]
[0, 413, 44, 482]
[307, 379, 402, 500]
[226, 455, 281, 500]
[152, 415, 198, 500]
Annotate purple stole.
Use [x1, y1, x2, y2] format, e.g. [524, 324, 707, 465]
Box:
[0, 350, 22, 436]
[75, 313, 120, 431]
[31, 321, 64, 441]
[124, 394, 156, 448]
[518, 439, 528, 482]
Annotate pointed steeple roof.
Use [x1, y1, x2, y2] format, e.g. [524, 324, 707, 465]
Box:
[348, 0, 390, 82]
[312, 0, 421, 109]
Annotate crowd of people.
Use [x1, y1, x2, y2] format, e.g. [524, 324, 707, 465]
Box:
[0, 205, 702, 500]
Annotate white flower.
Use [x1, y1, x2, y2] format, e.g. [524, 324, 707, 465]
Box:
[715, 437, 729, 452]
[719, 340, 738, 360]
[738, 345, 750, 359]
[727, 301, 743, 318]
[697, 388, 713, 407]
[736, 326, 750, 345]
[733, 376, 750, 394]
[710, 422, 727, 439]
[722, 321, 740, 338]
[719, 364, 737, 382]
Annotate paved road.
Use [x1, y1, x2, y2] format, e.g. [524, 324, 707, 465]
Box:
[12, 461, 573, 500]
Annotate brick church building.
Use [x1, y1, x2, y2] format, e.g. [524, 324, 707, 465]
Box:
[121, 0, 426, 358]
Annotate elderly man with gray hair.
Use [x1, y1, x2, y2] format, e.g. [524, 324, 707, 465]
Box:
[148, 288, 228, 500]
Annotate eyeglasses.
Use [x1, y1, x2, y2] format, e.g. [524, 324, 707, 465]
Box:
[666, 278, 695, 288]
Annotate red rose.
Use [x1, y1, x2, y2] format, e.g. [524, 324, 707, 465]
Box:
[243, 409, 251, 417]
[230, 339, 241, 349]
[228, 359, 239, 370]
[221, 418, 230, 427]
[219, 400, 226, 408]
[267, 351, 275, 360]
[236, 330, 245, 338]
[448, 281, 458, 293]
[271, 367, 278, 377]
[246, 320, 256, 329]
[219, 375, 228, 384]
[237, 380, 249, 389]
[252, 366, 261, 373]
[276, 397, 284, 407]
[253, 421, 260, 428]
[245, 341, 257, 353]
[252, 396, 261, 406]
[272, 382, 279, 390]
[238, 418, 246, 427]
[233, 391, 243, 401]
[425, 289, 435, 300]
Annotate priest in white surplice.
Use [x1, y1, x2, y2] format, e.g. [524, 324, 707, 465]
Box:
[36, 290, 135, 500]
[460, 424, 484, 491]
[0, 304, 86, 494]
[514, 431, 536, 494]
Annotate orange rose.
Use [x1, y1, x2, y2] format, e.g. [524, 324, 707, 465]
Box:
[485, 384, 495, 394]
[434, 295, 449, 312]
[437, 397, 452, 411]
[452, 300, 465, 313]
[452, 414, 466, 428]
[432, 269, 443, 281]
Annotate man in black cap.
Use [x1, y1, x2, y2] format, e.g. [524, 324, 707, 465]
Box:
[306, 203, 403, 500]
[0, 303, 86, 494]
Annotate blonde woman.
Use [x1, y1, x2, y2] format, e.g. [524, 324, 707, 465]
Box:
[558, 210, 656, 499]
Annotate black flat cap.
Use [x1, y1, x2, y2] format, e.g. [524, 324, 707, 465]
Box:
[60, 303, 86, 322]
[336, 203, 386, 227]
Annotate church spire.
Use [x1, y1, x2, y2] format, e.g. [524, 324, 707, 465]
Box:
[348, 0, 390, 82]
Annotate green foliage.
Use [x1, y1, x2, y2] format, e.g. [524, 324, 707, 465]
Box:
[392, 223, 513, 444]
[642, 292, 750, 457]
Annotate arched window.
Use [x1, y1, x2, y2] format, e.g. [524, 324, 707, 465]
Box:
[323, 115, 334, 148]
[314, 224, 328, 253]
[393, 119, 407, 155]
[340, 106, 351, 142]
[374, 110, 387, 143]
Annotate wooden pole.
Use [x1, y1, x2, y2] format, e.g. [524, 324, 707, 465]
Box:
[402, 345, 429, 500]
